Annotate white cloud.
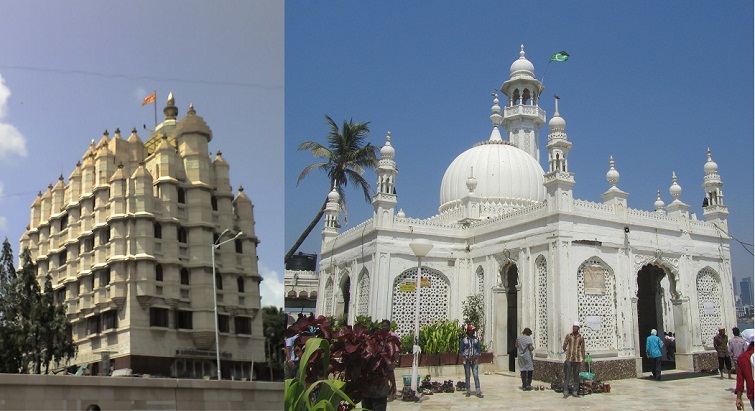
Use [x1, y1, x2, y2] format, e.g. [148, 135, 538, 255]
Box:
[0, 74, 27, 159]
[258, 262, 284, 308]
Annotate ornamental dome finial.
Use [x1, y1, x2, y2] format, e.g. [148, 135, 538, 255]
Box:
[606, 156, 620, 187]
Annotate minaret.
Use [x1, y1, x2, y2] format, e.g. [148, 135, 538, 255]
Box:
[500, 45, 546, 162]
[372, 132, 398, 228]
[322, 186, 341, 245]
[544, 96, 575, 210]
[701, 148, 728, 226]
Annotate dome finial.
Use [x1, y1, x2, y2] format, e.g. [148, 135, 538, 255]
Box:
[163, 92, 178, 120]
[490, 92, 502, 132]
[606, 155, 620, 188]
[554, 95, 560, 116]
[669, 171, 682, 201]
[654, 189, 665, 211]
[520, 44, 525, 58]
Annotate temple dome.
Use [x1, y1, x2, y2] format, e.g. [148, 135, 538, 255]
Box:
[439, 140, 545, 212]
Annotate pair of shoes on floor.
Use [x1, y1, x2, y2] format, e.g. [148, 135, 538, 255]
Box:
[465, 392, 471, 397]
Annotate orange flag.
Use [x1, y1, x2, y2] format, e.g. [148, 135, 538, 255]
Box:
[142, 91, 156, 106]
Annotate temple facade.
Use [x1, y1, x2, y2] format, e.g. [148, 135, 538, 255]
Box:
[20, 94, 264, 379]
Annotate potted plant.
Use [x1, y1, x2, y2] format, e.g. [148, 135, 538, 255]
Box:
[284, 337, 354, 411]
[418, 323, 440, 366]
[436, 320, 461, 365]
[478, 341, 494, 363]
[285, 315, 401, 407]
[398, 333, 414, 367]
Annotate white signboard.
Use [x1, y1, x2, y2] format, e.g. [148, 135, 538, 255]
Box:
[703, 302, 715, 315]
[583, 316, 602, 331]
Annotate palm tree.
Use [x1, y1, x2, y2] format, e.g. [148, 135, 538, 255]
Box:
[285, 114, 378, 263]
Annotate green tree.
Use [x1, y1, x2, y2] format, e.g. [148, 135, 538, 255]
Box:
[285, 115, 378, 263]
[462, 293, 485, 344]
[262, 305, 286, 366]
[0, 239, 76, 374]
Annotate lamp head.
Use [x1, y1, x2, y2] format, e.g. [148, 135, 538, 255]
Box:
[409, 238, 433, 257]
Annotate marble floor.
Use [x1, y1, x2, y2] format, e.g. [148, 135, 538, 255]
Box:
[383, 369, 748, 411]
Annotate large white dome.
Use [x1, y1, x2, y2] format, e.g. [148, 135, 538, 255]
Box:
[439, 140, 546, 212]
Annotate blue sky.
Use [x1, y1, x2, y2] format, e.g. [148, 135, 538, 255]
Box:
[0, 1, 284, 307]
[285, 2, 754, 292]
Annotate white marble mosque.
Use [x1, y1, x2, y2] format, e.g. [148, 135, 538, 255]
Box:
[313, 46, 736, 378]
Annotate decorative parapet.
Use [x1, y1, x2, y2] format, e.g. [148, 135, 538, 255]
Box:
[573, 199, 613, 213]
[503, 105, 546, 122]
[469, 201, 547, 228]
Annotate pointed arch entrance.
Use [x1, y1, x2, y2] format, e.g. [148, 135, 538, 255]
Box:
[637, 264, 674, 372]
[336, 274, 351, 321]
[493, 261, 520, 372]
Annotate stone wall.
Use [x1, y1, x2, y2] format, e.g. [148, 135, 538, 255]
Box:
[533, 358, 637, 384]
[0, 374, 283, 410]
[692, 351, 718, 373]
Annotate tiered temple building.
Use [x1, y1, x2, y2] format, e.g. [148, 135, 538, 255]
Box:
[314, 46, 737, 379]
[20, 93, 264, 379]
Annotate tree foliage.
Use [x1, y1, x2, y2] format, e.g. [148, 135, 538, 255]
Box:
[462, 293, 485, 344]
[262, 305, 286, 365]
[0, 238, 76, 373]
[286, 114, 378, 263]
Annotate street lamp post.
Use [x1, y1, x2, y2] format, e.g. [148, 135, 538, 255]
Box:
[408, 238, 433, 395]
[212, 229, 243, 380]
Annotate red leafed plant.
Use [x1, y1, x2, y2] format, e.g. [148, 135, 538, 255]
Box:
[331, 323, 400, 403]
[285, 316, 400, 404]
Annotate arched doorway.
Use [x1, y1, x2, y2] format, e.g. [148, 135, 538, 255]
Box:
[637, 264, 673, 371]
[504, 264, 519, 372]
[336, 275, 351, 322]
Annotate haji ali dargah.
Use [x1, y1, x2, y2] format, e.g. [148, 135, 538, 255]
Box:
[307, 46, 739, 380]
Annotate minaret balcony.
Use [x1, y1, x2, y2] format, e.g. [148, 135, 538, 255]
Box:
[503, 105, 546, 123]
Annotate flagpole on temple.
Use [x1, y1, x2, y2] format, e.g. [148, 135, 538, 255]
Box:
[153, 90, 157, 129]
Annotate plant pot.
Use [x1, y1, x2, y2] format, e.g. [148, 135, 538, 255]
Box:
[439, 352, 459, 365]
[398, 354, 414, 368]
[419, 354, 439, 366]
[478, 352, 494, 363]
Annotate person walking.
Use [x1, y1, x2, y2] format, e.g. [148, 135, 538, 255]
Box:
[734, 333, 754, 410]
[460, 325, 483, 398]
[713, 326, 733, 380]
[562, 321, 586, 398]
[515, 327, 535, 391]
[730, 327, 749, 375]
[645, 329, 664, 381]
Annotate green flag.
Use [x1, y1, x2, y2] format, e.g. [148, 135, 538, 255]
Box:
[550, 51, 569, 62]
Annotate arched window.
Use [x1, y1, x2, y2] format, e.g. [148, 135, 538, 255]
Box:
[156, 264, 163, 282]
[177, 188, 186, 204]
[180, 268, 190, 285]
[154, 222, 162, 239]
[215, 273, 223, 290]
[211, 196, 218, 211]
[237, 276, 245, 293]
